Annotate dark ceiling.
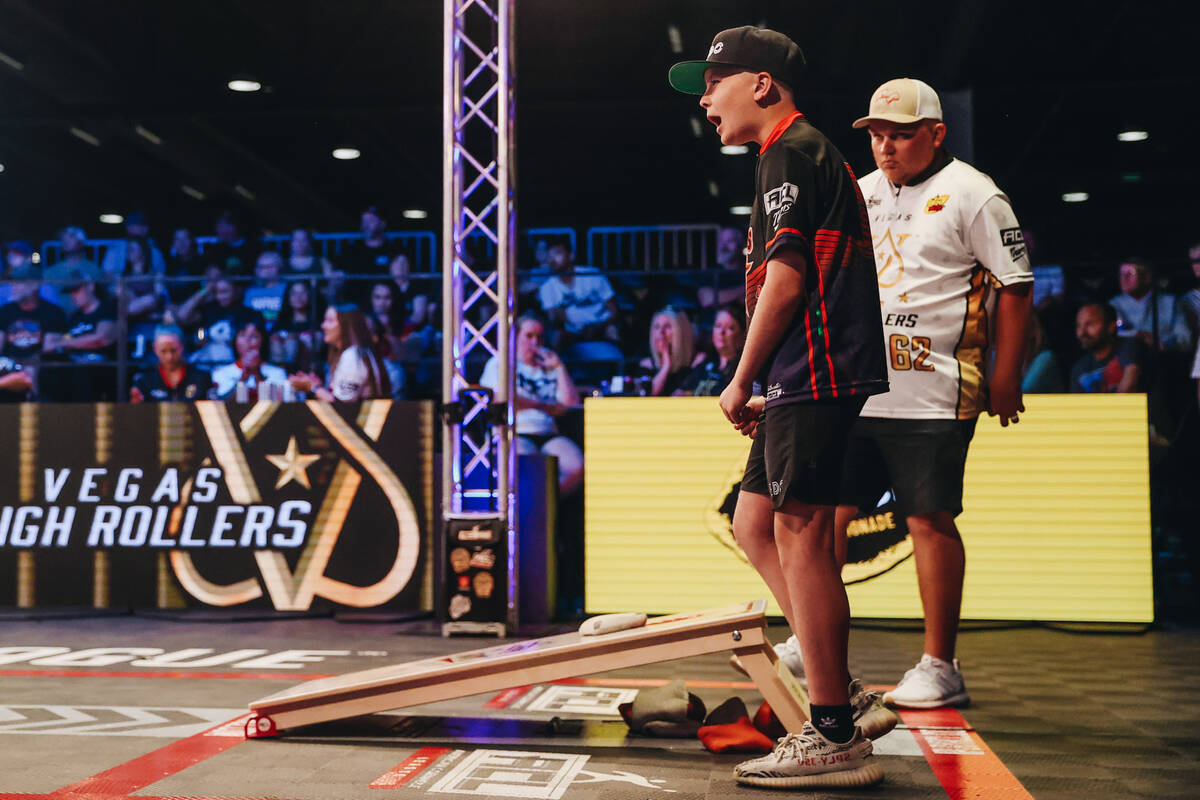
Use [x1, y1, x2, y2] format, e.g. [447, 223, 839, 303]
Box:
[0, 0, 1192, 266]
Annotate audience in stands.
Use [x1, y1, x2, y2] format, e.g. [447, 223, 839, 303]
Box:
[0, 241, 50, 306]
[0, 265, 65, 401]
[115, 237, 166, 324]
[270, 280, 321, 372]
[42, 227, 103, 310]
[178, 270, 264, 366]
[678, 303, 744, 396]
[697, 226, 747, 311]
[244, 251, 288, 323]
[290, 305, 390, 401]
[43, 269, 118, 401]
[1071, 302, 1144, 393]
[1110, 258, 1192, 353]
[386, 252, 436, 332]
[211, 319, 288, 400]
[101, 211, 166, 278]
[130, 325, 214, 402]
[340, 206, 397, 278]
[1021, 311, 1065, 393]
[638, 306, 703, 396]
[538, 239, 619, 348]
[480, 312, 583, 495]
[205, 211, 256, 276]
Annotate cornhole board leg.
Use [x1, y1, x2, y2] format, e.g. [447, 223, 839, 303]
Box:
[246, 599, 810, 737]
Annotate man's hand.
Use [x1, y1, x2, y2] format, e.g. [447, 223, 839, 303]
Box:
[988, 372, 1024, 427]
[719, 379, 752, 426]
[733, 395, 765, 438]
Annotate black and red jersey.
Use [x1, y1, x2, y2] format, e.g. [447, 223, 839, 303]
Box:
[746, 111, 888, 407]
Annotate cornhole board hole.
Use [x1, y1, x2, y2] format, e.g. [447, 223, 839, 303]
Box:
[246, 599, 809, 737]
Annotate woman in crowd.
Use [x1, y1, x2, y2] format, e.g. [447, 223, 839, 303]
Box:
[479, 313, 583, 495]
[637, 306, 703, 396]
[677, 303, 745, 396]
[270, 280, 322, 372]
[130, 325, 214, 402]
[211, 319, 289, 400]
[119, 237, 165, 323]
[289, 304, 390, 401]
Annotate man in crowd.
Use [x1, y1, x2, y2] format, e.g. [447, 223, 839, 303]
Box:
[835, 77, 1033, 710]
[0, 264, 67, 401]
[243, 251, 288, 323]
[340, 205, 398, 277]
[205, 211, 256, 277]
[42, 226, 104, 310]
[1071, 302, 1143, 393]
[43, 269, 118, 401]
[1110, 258, 1192, 353]
[537, 239, 619, 348]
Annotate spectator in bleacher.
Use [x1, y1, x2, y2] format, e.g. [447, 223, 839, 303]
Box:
[0, 264, 66, 400]
[480, 313, 583, 495]
[1110, 258, 1192, 353]
[204, 211, 255, 276]
[368, 280, 407, 354]
[637, 306, 703, 396]
[115, 237, 166, 323]
[289, 305, 390, 401]
[130, 325, 214, 402]
[1021, 310, 1064, 393]
[0, 241, 51, 306]
[697, 226, 747, 310]
[243, 251, 287, 323]
[270, 280, 321, 372]
[211, 319, 288, 400]
[677, 303, 745, 396]
[101, 211, 166, 278]
[43, 226, 103, 310]
[1070, 302, 1144, 393]
[1184, 241, 1200, 337]
[177, 270, 264, 367]
[42, 269, 118, 401]
[166, 227, 204, 302]
[385, 255, 437, 332]
[286, 228, 333, 277]
[537, 239, 619, 348]
[340, 206, 397, 277]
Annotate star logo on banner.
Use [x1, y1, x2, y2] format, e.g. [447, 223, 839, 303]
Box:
[898, 292, 910, 303]
[266, 436, 321, 490]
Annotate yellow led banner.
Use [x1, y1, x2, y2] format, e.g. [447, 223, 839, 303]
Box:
[584, 395, 1153, 623]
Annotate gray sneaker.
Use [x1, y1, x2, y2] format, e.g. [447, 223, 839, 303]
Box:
[734, 721, 884, 789]
[849, 678, 900, 740]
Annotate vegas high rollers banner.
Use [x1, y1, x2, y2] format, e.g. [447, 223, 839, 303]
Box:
[0, 401, 435, 612]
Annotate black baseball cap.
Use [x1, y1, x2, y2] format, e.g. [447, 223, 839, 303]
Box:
[669, 26, 805, 95]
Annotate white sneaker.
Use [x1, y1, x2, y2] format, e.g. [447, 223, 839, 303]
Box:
[849, 678, 899, 739]
[883, 654, 970, 709]
[734, 721, 884, 789]
[729, 635, 807, 685]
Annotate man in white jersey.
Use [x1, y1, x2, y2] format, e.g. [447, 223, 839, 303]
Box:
[835, 78, 1033, 708]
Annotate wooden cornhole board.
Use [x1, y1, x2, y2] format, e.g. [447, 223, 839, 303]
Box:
[246, 599, 809, 737]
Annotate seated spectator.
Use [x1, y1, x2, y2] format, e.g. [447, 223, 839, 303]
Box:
[165, 228, 204, 302]
[286, 228, 334, 278]
[175, 270, 265, 366]
[130, 325, 214, 402]
[1071, 302, 1144, 393]
[367, 280, 407, 357]
[677, 304, 745, 396]
[1022, 311, 1065, 393]
[42, 270, 118, 401]
[211, 320, 288, 400]
[42, 226, 104, 311]
[115, 236, 166, 324]
[537, 239, 619, 347]
[101, 211, 166, 278]
[387, 253, 436, 331]
[0, 265, 66, 381]
[270, 280, 321, 372]
[204, 211, 256, 277]
[1110, 258, 1192, 353]
[479, 313, 583, 495]
[339, 206, 397, 277]
[638, 306, 704, 396]
[289, 305, 390, 401]
[1184, 241, 1200, 337]
[243, 251, 287, 323]
[697, 226, 747, 310]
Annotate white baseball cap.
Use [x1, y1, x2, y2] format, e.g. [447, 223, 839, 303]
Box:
[852, 78, 943, 129]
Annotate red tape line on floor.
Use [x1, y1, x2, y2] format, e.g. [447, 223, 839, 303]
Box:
[899, 709, 1034, 800]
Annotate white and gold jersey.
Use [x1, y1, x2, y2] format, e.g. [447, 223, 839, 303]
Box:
[858, 157, 1033, 419]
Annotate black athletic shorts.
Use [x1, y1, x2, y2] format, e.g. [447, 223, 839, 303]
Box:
[838, 416, 978, 518]
[742, 398, 866, 510]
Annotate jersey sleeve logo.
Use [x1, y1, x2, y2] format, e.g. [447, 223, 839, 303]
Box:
[763, 181, 799, 230]
[924, 194, 949, 213]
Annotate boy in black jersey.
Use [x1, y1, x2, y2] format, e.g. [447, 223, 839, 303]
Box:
[671, 27, 890, 789]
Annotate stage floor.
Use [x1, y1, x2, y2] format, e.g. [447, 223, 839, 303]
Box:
[0, 613, 1197, 799]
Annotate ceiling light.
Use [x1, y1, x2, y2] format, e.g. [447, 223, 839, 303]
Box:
[0, 163, 5, 173]
[730, 205, 752, 215]
[227, 79, 262, 93]
[1117, 130, 1148, 142]
[181, 184, 207, 201]
[332, 147, 361, 160]
[99, 214, 124, 225]
[134, 125, 162, 145]
[1062, 192, 1089, 203]
[69, 127, 100, 147]
[720, 145, 749, 155]
[667, 24, 683, 54]
[234, 184, 256, 200]
[402, 209, 428, 220]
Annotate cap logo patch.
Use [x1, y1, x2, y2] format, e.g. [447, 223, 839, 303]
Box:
[708, 41, 725, 58]
[876, 89, 901, 105]
[924, 195, 949, 214]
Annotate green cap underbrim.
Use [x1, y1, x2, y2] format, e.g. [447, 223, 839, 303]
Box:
[668, 60, 713, 95]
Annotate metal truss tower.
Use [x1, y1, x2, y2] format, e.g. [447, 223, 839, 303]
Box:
[441, 0, 517, 633]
